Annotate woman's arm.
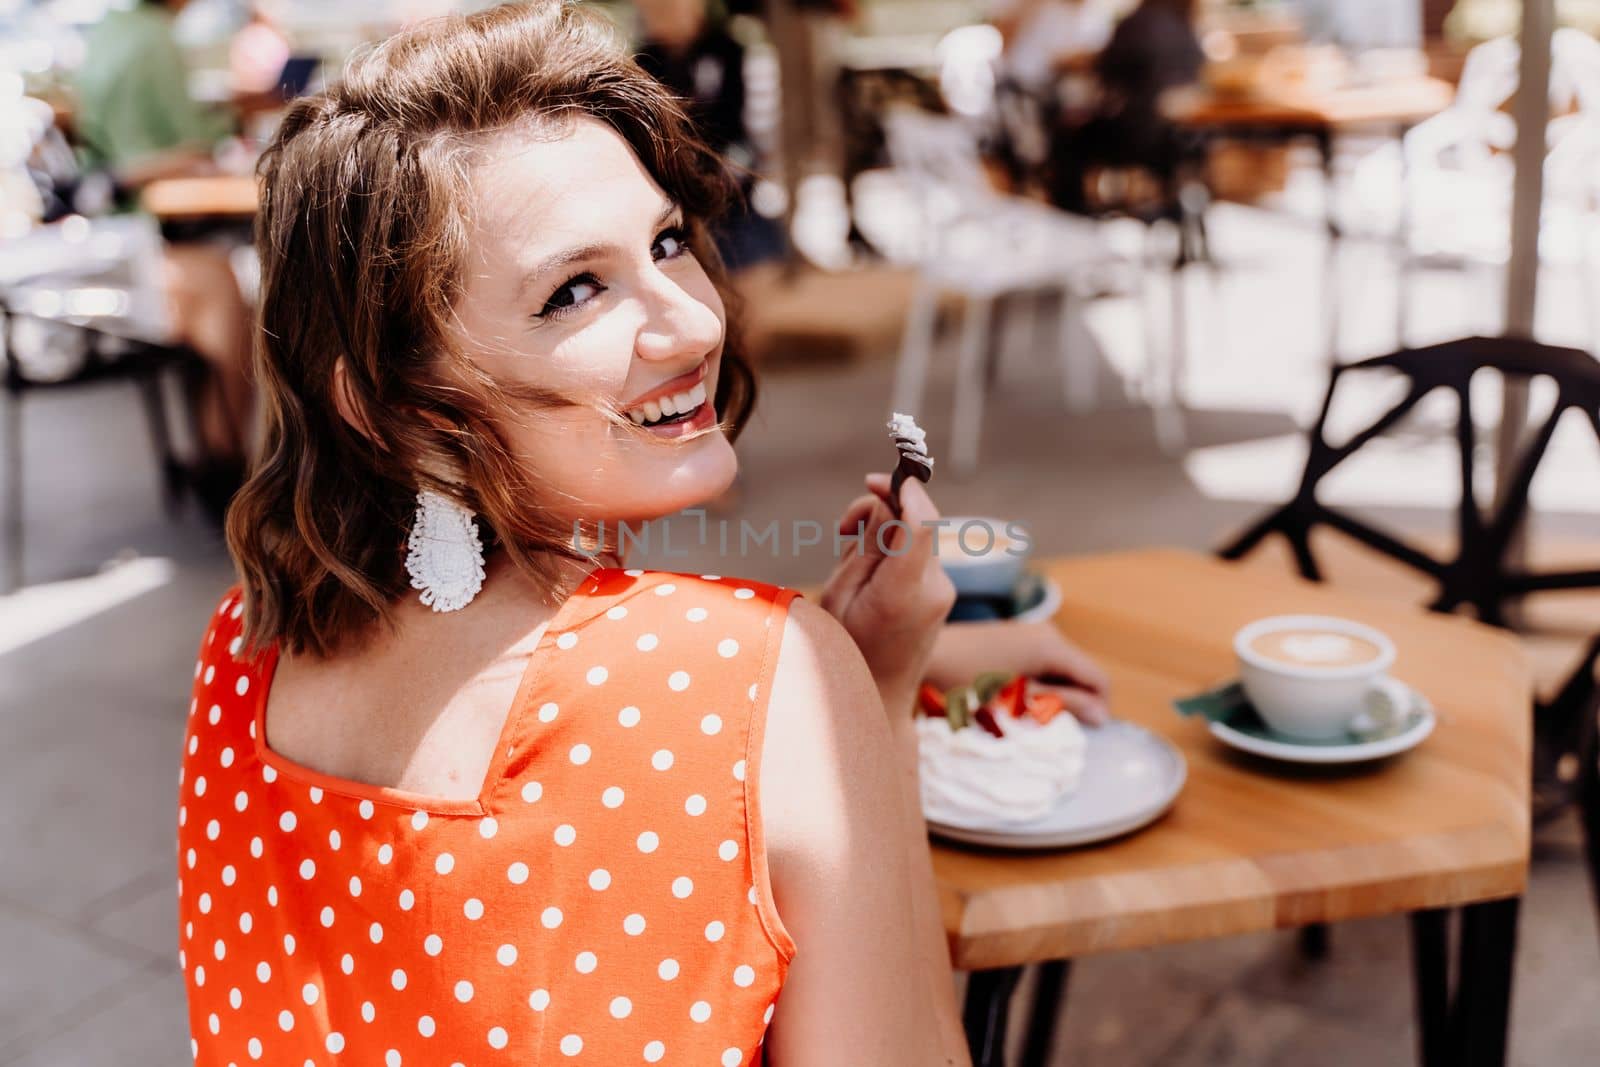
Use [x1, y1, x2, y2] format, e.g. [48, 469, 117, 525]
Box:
[760, 597, 970, 1066]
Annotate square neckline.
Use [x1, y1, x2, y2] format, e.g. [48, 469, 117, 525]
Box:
[247, 562, 616, 816]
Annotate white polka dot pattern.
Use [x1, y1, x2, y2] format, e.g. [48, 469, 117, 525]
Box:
[177, 574, 797, 1063]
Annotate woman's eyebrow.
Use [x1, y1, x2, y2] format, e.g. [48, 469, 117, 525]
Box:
[517, 201, 683, 298]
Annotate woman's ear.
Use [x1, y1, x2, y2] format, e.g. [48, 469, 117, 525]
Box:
[332, 357, 383, 446]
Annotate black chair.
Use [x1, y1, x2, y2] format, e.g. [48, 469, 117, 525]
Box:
[1, 301, 204, 590]
[1581, 681, 1600, 927]
[1219, 334, 1600, 939]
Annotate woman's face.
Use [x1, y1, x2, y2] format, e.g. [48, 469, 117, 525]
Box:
[451, 117, 736, 530]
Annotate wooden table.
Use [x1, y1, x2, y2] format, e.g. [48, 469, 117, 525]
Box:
[942, 549, 1530, 1067]
[1165, 78, 1455, 362]
[1167, 78, 1456, 134]
[139, 175, 261, 222]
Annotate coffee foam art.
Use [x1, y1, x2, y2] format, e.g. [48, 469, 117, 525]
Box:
[916, 714, 1088, 825]
[1249, 630, 1383, 669]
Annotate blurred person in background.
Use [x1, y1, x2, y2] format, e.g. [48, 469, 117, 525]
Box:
[74, 0, 234, 186]
[635, 0, 784, 271]
[1048, 0, 1204, 214]
[229, 2, 294, 98]
[73, 0, 256, 519]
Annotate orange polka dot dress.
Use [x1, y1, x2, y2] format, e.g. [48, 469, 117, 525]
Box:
[177, 568, 802, 1065]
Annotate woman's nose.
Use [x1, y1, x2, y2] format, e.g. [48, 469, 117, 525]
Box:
[633, 271, 724, 364]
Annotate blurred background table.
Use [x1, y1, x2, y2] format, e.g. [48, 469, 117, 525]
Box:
[942, 548, 1530, 1067]
[1164, 76, 1456, 361]
[1167, 76, 1456, 133]
[139, 175, 260, 223]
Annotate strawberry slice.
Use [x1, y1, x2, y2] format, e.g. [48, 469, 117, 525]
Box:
[973, 706, 1006, 738]
[998, 676, 1027, 717]
[1025, 691, 1066, 724]
[916, 682, 947, 718]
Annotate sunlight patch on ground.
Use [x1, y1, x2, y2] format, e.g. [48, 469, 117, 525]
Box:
[0, 556, 176, 657]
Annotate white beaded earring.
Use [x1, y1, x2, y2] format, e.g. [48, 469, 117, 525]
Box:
[404, 488, 486, 612]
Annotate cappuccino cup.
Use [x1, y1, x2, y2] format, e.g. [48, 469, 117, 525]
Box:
[1233, 615, 1399, 741]
[936, 517, 1032, 598]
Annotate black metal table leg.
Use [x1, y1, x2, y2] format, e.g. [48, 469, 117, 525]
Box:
[1456, 897, 1519, 1067]
[1410, 908, 1452, 1067]
[1298, 922, 1331, 961]
[963, 966, 1024, 1067]
[1409, 898, 1520, 1067]
[1019, 960, 1071, 1067]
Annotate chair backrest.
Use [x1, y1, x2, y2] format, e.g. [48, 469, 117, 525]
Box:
[1221, 336, 1600, 629]
[1406, 37, 1520, 170]
[1454, 36, 1522, 117]
[1552, 28, 1600, 116]
[879, 105, 992, 196]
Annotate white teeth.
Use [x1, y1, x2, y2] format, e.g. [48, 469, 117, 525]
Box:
[625, 380, 709, 426]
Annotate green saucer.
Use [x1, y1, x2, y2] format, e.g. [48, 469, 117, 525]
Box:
[1175, 680, 1436, 764]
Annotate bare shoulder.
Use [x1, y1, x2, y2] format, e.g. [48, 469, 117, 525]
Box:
[761, 594, 896, 860]
[765, 596, 885, 757]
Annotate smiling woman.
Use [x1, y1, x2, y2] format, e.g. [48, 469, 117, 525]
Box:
[177, 3, 974, 1066]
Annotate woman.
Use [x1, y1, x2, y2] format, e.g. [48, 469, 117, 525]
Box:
[176, 4, 1106, 1063]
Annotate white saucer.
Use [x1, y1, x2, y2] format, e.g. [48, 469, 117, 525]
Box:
[1207, 691, 1437, 765]
[925, 720, 1186, 850]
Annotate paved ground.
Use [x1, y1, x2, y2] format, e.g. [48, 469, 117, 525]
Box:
[2, 189, 1597, 1065]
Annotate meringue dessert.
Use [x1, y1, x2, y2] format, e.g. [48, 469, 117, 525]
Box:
[915, 677, 1088, 825]
[918, 714, 1086, 824]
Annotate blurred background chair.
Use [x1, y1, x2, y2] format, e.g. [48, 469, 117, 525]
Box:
[877, 105, 1136, 475]
[1346, 33, 1600, 353]
[0, 215, 207, 592]
[986, 38, 1213, 453]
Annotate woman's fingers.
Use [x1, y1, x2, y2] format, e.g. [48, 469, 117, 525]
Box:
[836, 493, 881, 536]
[1030, 631, 1112, 697]
[1050, 686, 1111, 727]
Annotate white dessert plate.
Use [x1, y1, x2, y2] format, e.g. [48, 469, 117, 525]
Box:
[1207, 687, 1436, 765]
[925, 720, 1186, 850]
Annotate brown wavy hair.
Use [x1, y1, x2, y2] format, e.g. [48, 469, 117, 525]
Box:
[227, 0, 758, 658]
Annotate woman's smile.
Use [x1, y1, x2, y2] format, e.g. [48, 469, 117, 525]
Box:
[620, 357, 717, 436]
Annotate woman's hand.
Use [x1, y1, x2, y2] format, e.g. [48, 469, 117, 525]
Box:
[820, 472, 957, 723]
[927, 620, 1113, 726]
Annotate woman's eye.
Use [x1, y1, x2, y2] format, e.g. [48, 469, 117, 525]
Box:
[653, 226, 689, 262]
[539, 275, 604, 319]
